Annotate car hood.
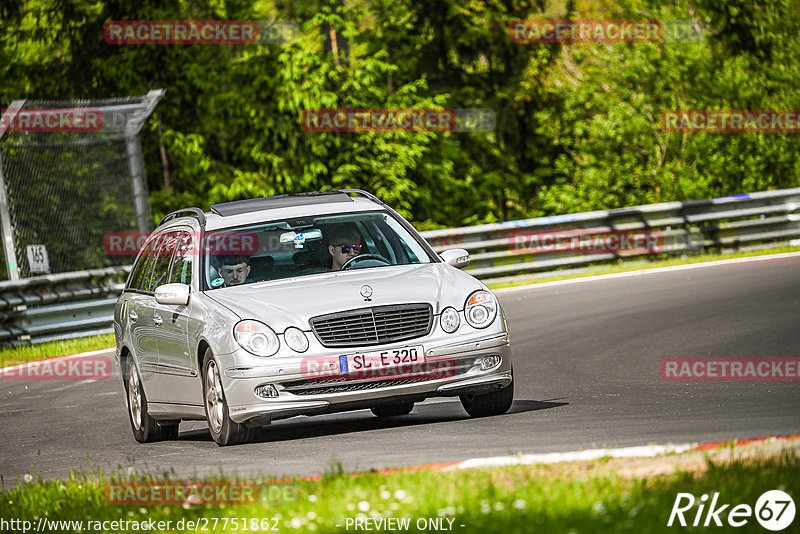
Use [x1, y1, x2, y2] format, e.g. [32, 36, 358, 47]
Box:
[204, 263, 483, 330]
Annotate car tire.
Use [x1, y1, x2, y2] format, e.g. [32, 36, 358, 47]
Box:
[202, 348, 252, 446]
[125, 358, 179, 442]
[459, 369, 514, 417]
[370, 402, 414, 417]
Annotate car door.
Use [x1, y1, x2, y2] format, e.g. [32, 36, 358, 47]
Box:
[139, 230, 178, 402]
[152, 229, 202, 405]
[127, 236, 161, 387]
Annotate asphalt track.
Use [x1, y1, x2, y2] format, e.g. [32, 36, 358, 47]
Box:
[1, 255, 798, 487]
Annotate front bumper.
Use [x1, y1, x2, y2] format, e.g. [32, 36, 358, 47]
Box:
[223, 331, 512, 424]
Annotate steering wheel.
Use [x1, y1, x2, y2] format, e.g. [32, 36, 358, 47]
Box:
[341, 254, 392, 270]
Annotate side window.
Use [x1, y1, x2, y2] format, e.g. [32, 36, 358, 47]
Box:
[128, 237, 157, 290]
[145, 233, 177, 292]
[168, 231, 194, 285]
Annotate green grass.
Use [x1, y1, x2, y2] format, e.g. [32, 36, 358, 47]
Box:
[1, 450, 797, 533]
[487, 246, 800, 289]
[0, 334, 115, 367]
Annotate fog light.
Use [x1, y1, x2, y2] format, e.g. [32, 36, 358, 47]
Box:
[255, 384, 279, 398]
[480, 355, 501, 370]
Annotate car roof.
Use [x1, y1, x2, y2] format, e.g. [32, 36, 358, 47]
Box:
[205, 196, 382, 230]
[211, 191, 354, 216]
[157, 191, 386, 232]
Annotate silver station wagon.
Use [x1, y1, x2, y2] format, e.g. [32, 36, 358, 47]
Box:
[114, 190, 514, 445]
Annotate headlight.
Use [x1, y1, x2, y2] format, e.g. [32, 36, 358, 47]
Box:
[284, 327, 309, 353]
[440, 307, 460, 333]
[464, 290, 497, 328]
[234, 320, 279, 356]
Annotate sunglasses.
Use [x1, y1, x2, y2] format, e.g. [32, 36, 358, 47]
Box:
[335, 244, 362, 253]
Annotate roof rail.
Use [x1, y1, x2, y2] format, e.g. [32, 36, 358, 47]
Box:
[339, 189, 387, 206]
[158, 207, 207, 227]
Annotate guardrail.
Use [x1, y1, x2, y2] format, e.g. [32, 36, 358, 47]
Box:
[2, 188, 799, 346]
[420, 188, 800, 284]
[0, 266, 129, 346]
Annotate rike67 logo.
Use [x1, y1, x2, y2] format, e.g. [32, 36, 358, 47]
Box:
[668, 490, 795, 531]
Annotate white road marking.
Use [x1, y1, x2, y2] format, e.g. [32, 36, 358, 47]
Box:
[445, 443, 695, 470]
[46, 380, 100, 393]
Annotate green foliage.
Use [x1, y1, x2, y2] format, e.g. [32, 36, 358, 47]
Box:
[533, 1, 800, 214]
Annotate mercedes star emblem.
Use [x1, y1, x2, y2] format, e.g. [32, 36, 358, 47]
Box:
[360, 285, 373, 300]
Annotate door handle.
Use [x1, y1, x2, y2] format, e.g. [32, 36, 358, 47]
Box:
[129, 310, 138, 323]
[153, 314, 163, 326]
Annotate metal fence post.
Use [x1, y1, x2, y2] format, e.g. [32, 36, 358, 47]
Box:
[126, 135, 151, 234]
[125, 89, 164, 235]
[0, 153, 20, 281]
[0, 100, 26, 281]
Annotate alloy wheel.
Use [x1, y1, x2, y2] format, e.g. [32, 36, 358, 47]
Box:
[205, 360, 224, 434]
[128, 367, 142, 431]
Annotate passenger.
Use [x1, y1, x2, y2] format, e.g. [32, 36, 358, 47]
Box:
[216, 255, 251, 286]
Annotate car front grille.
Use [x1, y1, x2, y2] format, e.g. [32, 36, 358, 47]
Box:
[309, 303, 433, 347]
[285, 377, 435, 396]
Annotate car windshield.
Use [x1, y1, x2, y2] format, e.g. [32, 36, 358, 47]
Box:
[203, 210, 432, 289]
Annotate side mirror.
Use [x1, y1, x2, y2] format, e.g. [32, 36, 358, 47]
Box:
[155, 283, 190, 306]
[440, 248, 471, 269]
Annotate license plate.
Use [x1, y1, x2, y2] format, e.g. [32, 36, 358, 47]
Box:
[342, 345, 424, 373]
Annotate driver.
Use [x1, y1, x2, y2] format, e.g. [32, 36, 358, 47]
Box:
[328, 227, 363, 270]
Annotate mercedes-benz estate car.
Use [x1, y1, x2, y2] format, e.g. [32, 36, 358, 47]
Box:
[114, 189, 514, 445]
